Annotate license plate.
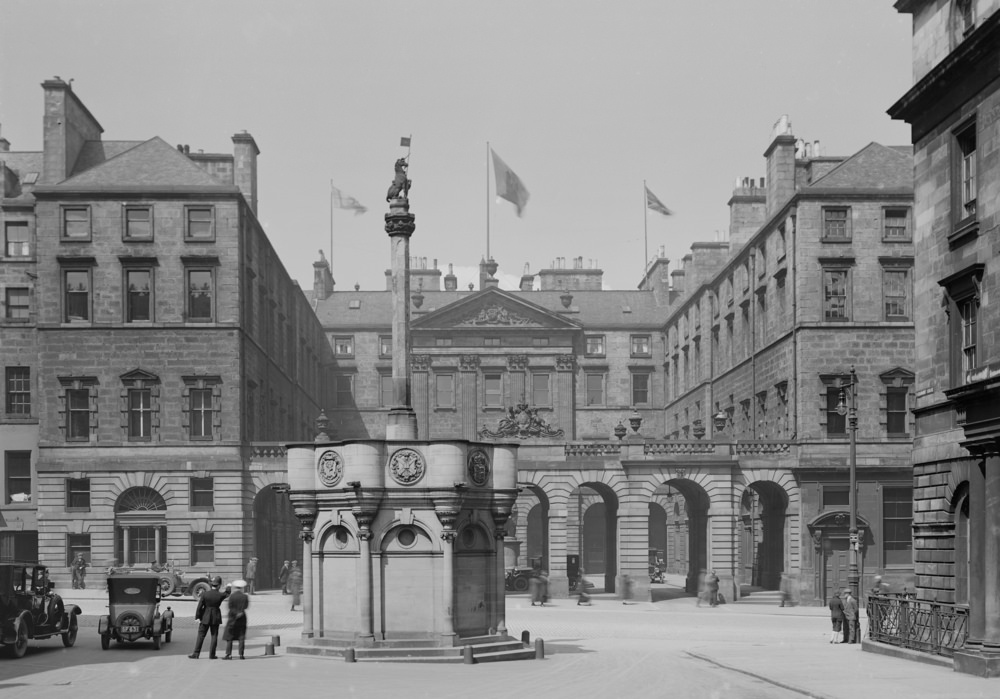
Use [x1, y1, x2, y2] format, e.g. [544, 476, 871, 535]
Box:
[121, 625, 140, 633]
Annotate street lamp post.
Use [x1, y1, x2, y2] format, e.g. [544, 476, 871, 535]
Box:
[836, 365, 860, 602]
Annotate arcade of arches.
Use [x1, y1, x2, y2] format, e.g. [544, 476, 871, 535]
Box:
[505, 450, 803, 604]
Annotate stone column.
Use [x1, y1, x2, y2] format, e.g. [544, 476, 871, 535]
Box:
[154, 527, 161, 565]
[123, 527, 130, 565]
[555, 355, 575, 439]
[385, 197, 417, 440]
[707, 497, 739, 604]
[983, 453, 1000, 650]
[492, 509, 511, 635]
[356, 512, 375, 643]
[300, 530, 315, 639]
[440, 530, 457, 640]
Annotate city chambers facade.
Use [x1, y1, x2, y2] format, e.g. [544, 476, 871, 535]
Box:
[2, 80, 916, 606]
[315, 118, 917, 604]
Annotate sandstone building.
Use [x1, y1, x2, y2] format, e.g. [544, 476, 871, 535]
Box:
[889, 0, 1000, 676]
[0, 80, 328, 587]
[315, 117, 916, 604]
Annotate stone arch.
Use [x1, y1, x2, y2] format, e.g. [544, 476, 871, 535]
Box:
[944, 462, 974, 513]
[567, 475, 623, 593]
[113, 486, 167, 567]
[733, 468, 800, 591]
[513, 478, 550, 570]
[642, 474, 712, 594]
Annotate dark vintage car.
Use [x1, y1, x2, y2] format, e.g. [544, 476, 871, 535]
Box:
[108, 561, 215, 600]
[0, 563, 82, 658]
[98, 573, 173, 650]
[504, 567, 534, 592]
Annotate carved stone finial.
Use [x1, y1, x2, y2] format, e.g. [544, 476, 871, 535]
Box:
[314, 410, 330, 442]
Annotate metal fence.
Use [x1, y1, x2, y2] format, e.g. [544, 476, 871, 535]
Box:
[867, 594, 968, 657]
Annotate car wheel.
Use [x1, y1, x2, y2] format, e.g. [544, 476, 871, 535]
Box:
[101, 633, 110, 651]
[158, 576, 176, 596]
[513, 576, 529, 592]
[152, 634, 161, 651]
[10, 616, 28, 658]
[62, 614, 78, 647]
[191, 581, 210, 600]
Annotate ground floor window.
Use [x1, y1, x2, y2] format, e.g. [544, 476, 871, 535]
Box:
[191, 532, 215, 565]
[115, 525, 167, 566]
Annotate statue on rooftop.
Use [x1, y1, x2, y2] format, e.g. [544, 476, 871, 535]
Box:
[386, 157, 411, 202]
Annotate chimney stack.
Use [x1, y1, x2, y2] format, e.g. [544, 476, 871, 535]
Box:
[313, 251, 334, 300]
[764, 114, 797, 219]
[41, 77, 103, 184]
[444, 263, 457, 291]
[232, 131, 260, 215]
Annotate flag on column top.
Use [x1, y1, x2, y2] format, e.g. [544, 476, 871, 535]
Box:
[400, 136, 411, 147]
[331, 184, 367, 215]
[491, 149, 530, 217]
[645, 185, 673, 216]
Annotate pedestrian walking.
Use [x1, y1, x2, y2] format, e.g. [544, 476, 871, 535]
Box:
[223, 579, 250, 660]
[278, 560, 290, 595]
[828, 590, 846, 643]
[69, 553, 88, 590]
[620, 573, 634, 605]
[245, 556, 258, 595]
[843, 588, 860, 643]
[288, 561, 303, 611]
[189, 576, 228, 659]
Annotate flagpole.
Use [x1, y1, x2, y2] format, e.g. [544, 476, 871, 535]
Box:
[486, 141, 491, 261]
[643, 180, 648, 273]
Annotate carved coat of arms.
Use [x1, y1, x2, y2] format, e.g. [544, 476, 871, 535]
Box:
[318, 450, 344, 487]
[479, 402, 565, 440]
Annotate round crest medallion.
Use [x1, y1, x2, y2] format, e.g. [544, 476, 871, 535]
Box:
[467, 449, 490, 486]
[388, 448, 425, 485]
[317, 450, 344, 488]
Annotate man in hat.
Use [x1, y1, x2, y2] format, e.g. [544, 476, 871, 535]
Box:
[189, 576, 228, 659]
[843, 588, 860, 643]
[223, 579, 250, 660]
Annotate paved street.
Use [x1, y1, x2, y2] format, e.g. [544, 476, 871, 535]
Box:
[0, 579, 997, 699]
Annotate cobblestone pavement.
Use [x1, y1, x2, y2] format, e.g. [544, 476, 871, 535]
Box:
[0, 586, 995, 699]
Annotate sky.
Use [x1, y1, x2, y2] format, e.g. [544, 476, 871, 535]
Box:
[0, 0, 914, 292]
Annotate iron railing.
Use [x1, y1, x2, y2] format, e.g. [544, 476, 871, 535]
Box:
[867, 594, 968, 657]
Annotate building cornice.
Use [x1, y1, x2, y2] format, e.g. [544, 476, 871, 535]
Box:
[888, 12, 1000, 140]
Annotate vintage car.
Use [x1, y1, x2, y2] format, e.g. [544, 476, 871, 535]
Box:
[0, 563, 82, 658]
[504, 567, 534, 592]
[108, 561, 214, 600]
[98, 573, 173, 650]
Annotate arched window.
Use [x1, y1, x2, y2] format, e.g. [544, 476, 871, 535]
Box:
[115, 486, 167, 566]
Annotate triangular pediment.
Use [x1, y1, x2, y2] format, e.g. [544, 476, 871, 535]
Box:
[120, 368, 160, 383]
[58, 137, 231, 188]
[412, 287, 583, 331]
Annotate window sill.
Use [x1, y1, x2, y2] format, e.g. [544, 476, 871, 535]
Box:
[881, 237, 912, 244]
[820, 238, 852, 244]
[184, 237, 217, 243]
[189, 437, 214, 442]
[948, 218, 978, 248]
[433, 406, 457, 412]
[190, 507, 215, 512]
[122, 237, 154, 243]
[65, 507, 91, 513]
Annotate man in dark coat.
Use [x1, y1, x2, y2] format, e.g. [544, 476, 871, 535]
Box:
[843, 589, 860, 643]
[189, 576, 228, 659]
[223, 579, 250, 660]
[828, 591, 846, 643]
[278, 560, 290, 595]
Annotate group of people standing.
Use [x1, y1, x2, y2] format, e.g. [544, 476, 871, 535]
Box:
[696, 569, 721, 607]
[827, 588, 860, 644]
[188, 576, 251, 660]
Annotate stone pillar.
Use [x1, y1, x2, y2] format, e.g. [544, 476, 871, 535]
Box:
[546, 500, 569, 598]
[459, 355, 479, 441]
[385, 196, 417, 440]
[983, 454, 1000, 650]
[555, 355, 575, 439]
[123, 527, 130, 565]
[618, 503, 651, 601]
[300, 530, 315, 638]
[708, 498, 739, 604]
[493, 509, 511, 635]
[154, 527, 161, 565]
[440, 529, 457, 640]
[357, 524, 375, 642]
